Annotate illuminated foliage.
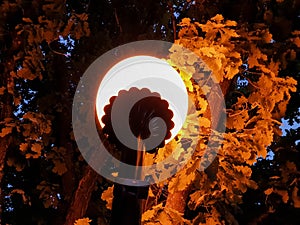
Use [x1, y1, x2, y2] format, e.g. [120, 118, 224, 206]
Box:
[74, 218, 92, 225]
[141, 14, 298, 225]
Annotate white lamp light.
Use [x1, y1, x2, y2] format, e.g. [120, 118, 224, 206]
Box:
[95, 55, 188, 142]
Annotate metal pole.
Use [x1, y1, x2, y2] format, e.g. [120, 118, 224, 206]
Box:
[110, 139, 149, 225]
[100, 88, 174, 225]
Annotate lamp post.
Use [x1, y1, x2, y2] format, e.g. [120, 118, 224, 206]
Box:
[100, 87, 174, 225]
[72, 41, 226, 225]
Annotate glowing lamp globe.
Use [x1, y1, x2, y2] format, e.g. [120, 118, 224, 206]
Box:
[95, 55, 188, 143]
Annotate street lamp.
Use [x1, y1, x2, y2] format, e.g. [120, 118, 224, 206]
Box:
[100, 87, 174, 225]
[72, 40, 226, 225]
[95, 56, 188, 225]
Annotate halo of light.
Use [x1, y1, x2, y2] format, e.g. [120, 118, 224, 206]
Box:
[72, 40, 226, 186]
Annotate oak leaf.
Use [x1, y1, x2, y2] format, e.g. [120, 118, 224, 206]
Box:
[101, 186, 113, 210]
[264, 188, 273, 195]
[52, 159, 67, 175]
[274, 189, 289, 203]
[20, 143, 28, 152]
[0, 127, 12, 137]
[0, 86, 5, 95]
[22, 17, 33, 23]
[11, 189, 30, 205]
[292, 187, 300, 208]
[31, 143, 42, 154]
[74, 218, 92, 225]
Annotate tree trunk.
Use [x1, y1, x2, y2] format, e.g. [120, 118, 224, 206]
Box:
[64, 166, 98, 225]
[165, 79, 233, 213]
[0, 80, 14, 223]
[0, 33, 15, 223]
[0, 137, 10, 223]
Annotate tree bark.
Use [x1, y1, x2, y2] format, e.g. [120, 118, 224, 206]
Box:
[64, 166, 98, 225]
[0, 137, 10, 224]
[165, 190, 191, 213]
[0, 32, 15, 224]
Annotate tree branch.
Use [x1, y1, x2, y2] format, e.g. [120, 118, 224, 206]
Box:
[114, 8, 122, 33]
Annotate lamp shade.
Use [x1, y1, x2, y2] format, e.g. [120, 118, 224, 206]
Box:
[101, 87, 174, 155]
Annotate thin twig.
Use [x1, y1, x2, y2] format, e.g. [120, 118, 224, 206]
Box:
[244, 70, 262, 75]
[48, 42, 67, 56]
[167, 1, 176, 41]
[228, 109, 247, 118]
[240, 73, 260, 89]
[114, 8, 122, 33]
[182, 0, 192, 12]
